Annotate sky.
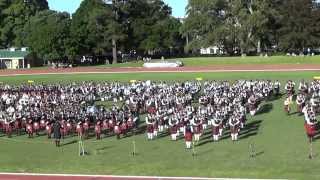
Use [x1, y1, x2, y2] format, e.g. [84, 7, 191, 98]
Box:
[47, 0, 187, 18]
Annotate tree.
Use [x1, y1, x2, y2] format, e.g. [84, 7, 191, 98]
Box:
[24, 10, 71, 64]
[71, 0, 183, 62]
[71, 0, 127, 64]
[278, 0, 320, 52]
[0, 0, 48, 48]
[128, 0, 183, 55]
[182, 0, 228, 53]
[183, 0, 274, 56]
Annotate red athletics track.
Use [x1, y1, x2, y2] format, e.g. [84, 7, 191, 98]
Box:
[0, 64, 319, 76]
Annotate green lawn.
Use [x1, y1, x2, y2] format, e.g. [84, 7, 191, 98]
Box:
[26, 56, 320, 69]
[94, 56, 320, 68]
[1, 72, 320, 179]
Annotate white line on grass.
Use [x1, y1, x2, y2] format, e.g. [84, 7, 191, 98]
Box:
[0, 68, 320, 77]
[0, 172, 288, 180]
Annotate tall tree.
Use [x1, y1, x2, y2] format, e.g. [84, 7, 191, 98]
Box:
[182, 0, 227, 53]
[278, 0, 320, 52]
[0, 0, 48, 48]
[128, 0, 183, 55]
[24, 10, 71, 64]
[71, 0, 126, 63]
[183, 0, 273, 55]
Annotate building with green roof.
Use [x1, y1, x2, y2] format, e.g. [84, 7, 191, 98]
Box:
[0, 48, 30, 69]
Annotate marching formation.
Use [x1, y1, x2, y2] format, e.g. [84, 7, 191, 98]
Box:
[0, 79, 317, 149]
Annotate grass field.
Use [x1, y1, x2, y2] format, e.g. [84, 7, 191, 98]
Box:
[1, 72, 320, 180]
[95, 56, 320, 68]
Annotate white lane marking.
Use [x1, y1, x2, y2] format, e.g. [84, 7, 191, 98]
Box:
[0, 172, 288, 180]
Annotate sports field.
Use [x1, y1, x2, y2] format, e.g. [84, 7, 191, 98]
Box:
[97, 56, 320, 68]
[0, 69, 320, 180]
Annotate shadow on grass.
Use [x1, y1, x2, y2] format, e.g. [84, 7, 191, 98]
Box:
[256, 103, 273, 115]
[61, 140, 77, 147]
[267, 94, 284, 102]
[239, 120, 263, 139]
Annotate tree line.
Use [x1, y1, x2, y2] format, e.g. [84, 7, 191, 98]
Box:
[183, 0, 320, 56]
[0, 0, 319, 64]
[0, 0, 183, 64]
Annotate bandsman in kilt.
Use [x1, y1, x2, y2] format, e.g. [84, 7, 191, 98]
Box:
[296, 93, 306, 114]
[145, 114, 155, 140]
[184, 126, 193, 149]
[211, 117, 222, 141]
[169, 115, 179, 141]
[229, 115, 240, 141]
[303, 108, 318, 143]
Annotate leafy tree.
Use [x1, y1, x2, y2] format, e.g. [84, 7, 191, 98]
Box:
[71, 0, 126, 63]
[278, 0, 320, 52]
[128, 0, 183, 55]
[0, 0, 48, 48]
[24, 10, 71, 63]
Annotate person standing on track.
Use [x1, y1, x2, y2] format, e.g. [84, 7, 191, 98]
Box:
[53, 120, 62, 147]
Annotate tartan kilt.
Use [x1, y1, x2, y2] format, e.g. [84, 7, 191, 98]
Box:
[147, 107, 156, 114]
[249, 104, 256, 111]
[147, 124, 154, 133]
[193, 125, 201, 134]
[14, 121, 21, 129]
[212, 126, 219, 135]
[5, 124, 12, 133]
[102, 121, 109, 130]
[127, 120, 134, 129]
[95, 125, 101, 134]
[33, 122, 40, 130]
[26, 125, 33, 133]
[170, 125, 177, 134]
[114, 125, 121, 134]
[230, 125, 239, 134]
[121, 123, 128, 132]
[305, 123, 317, 138]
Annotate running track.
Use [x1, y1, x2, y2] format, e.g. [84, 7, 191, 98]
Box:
[0, 64, 297, 180]
[0, 64, 320, 76]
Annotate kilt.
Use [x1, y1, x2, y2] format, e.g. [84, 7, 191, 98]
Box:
[102, 121, 109, 130]
[46, 125, 52, 133]
[147, 124, 154, 133]
[33, 122, 40, 130]
[76, 125, 83, 134]
[230, 125, 239, 134]
[26, 125, 33, 133]
[83, 123, 89, 131]
[193, 125, 201, 134]
[95, 125, 101, 134]
[114, 126, 121, 134]
[185, 132, 192, 142]
[170, 125, 177, 134]
[121, 123, 128, 132]
[14, 121, 21, 129]
[212, 126, 219, 135]
[5, 124, 12, 133]
[305, 123, 317, 137]
[127, 120, 134, 129]
[249, 104, 256, 111]
[147, 107, 156, 114]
